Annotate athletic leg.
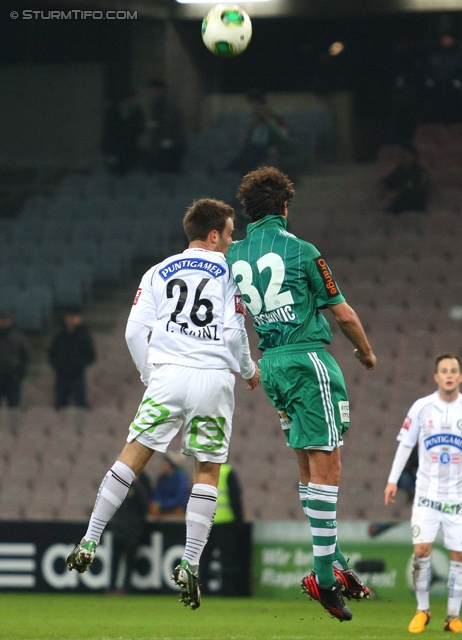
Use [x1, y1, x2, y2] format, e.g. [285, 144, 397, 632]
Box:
[445, 551, 462, 631]
[408, 543, 432, 633]
[67, 440, 153, 573]
[297, 447, 351, 620]
[296, 449, 350, 573]
[303, 448, 340, 588]
[172, 460, 220, 610]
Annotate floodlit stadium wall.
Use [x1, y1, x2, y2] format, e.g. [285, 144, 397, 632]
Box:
[253, 521, 448, 600]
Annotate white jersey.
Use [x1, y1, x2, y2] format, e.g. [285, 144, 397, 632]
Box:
[128, 247, 247, 372]
[397, 391, 462, 504]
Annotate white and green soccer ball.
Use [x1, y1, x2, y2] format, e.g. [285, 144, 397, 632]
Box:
[201, 4, 252, 58]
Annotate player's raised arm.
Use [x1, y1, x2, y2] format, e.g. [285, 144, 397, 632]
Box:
[327, 301, 377, 370]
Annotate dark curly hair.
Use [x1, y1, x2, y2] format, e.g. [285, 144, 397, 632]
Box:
[237, 166, 295, 222]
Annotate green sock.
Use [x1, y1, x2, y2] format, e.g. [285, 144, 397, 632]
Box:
[306, 482, 338, 588]
[334, 541, 349, 571]
[299, 482, 308, 515]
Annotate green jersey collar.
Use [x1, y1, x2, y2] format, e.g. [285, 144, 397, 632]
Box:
[247, 215, 288, 234]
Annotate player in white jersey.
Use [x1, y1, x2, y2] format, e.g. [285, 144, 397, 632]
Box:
[385, 353, 462, 633]
[66, 199, 260, 609]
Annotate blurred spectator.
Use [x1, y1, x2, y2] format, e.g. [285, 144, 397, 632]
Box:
[0, 313, 29, 409]
[397, 446, 419, 503]
[379, 144, 430, 214]
[204, 462, 244, 596]
[226, 88, 290, 175]
[48, 308, 96, 410]
[149, 451, 191, 518]
[420, 32, 462, 126]
[107, 471, 151, 594]
[215, 462, 243, 525]
[102, 88, 146, 175]
[147, 79, 187, 174]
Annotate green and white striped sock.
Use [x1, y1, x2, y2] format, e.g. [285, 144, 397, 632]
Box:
[299, 482, 348, 572]
[299, 482, 308, 514]
[306, 482, 338, 588]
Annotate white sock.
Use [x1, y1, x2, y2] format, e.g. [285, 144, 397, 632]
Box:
[84, 460, 135, 544]
[182, 483, 218, 570]
[447, 561, 462, 619]
[413, 556, 431, 611]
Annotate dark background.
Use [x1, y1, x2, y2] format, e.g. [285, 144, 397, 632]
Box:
[0, 3, 460, 158]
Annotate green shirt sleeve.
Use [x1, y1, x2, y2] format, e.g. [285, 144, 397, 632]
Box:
[302, 243, 345, 308]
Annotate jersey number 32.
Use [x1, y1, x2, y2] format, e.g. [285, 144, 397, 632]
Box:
[231, 253, 294, 316]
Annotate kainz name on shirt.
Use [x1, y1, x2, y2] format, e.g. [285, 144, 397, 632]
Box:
[424, 434, 462, 451]
[166, 321, 219, 341]
[160, 259, 225, 281]
[254, 305, 296, 326]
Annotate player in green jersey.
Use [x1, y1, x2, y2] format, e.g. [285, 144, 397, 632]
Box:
[227, 166, 377, 622]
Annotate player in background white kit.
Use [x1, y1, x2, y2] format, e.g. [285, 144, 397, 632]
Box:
[66, 199, 260, 609]
[385, 353, 462, 633]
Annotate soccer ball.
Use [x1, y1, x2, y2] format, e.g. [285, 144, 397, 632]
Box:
[201, 4, 252, 58]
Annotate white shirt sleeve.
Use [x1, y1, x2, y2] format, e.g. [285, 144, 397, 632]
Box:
[223, 327, 256, 379]
[221, 270, 255, 378]
[387, 441, 414, 484]
[396, 401, 421, 447]
[128, 267, 158, 326]
[125, 319, 153, 386]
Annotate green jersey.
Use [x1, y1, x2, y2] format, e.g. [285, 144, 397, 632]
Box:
[226, 215, 345, 351]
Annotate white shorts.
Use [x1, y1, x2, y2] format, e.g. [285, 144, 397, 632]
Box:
[411, 500, 462, 551]
[127, 363, 235, 463]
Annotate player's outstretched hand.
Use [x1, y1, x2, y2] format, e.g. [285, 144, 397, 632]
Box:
[354, 348, 377, 370]
[246, 362, 261, 390]
[384, 483, 398, 505]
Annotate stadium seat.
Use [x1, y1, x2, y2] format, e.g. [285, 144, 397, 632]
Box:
[0, 285, 17, 315]
[14, 286, 53, 331]
[53, 271, 85, 308]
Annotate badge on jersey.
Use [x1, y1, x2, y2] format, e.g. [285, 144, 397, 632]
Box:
[133, 288, 142, 305]
[402, 415, 412, 430]
[235, 294, 246, 317]
[314, 257, 339, 298]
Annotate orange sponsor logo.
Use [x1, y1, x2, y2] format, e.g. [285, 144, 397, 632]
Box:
[315, 257, 338, 295]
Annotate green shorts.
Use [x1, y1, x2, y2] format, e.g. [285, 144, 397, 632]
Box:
[260, 343, 349, 450]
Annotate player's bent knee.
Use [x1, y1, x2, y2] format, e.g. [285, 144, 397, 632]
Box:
[119, 440, 154, 476]
[413, 543, 432, 558]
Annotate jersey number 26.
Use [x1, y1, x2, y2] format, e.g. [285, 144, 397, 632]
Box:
[167, 277, 213, 327]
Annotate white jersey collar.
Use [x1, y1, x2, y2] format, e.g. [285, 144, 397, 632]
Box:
[183, 247, 225, 259]
[433, 390, 462, 409]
